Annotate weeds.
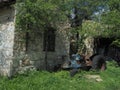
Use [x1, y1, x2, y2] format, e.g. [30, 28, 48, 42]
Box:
[0, 61, 120, 90]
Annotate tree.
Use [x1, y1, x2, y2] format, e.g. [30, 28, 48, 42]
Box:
[62, 0, 106, 55]
[16, 0, 67, 31]
[101, 0, 120, 37]
[64, 0, 104, 26]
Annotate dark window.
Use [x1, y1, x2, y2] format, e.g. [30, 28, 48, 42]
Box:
[43, 28, 56, 51]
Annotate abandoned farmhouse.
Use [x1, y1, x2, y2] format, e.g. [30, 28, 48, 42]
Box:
[0, 0, 120, 76]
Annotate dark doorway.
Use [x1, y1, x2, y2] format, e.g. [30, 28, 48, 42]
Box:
[43, 27, 56, 52]
[94, 38, 114, 55]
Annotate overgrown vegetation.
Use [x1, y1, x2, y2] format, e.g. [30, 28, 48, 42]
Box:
[0, 61, 120, 90]
[111, 39, 120, 47]
[15, 0, 67, 32]
[15, 0, 120, 51]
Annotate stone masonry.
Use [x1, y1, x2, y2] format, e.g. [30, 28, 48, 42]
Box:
[0, 6, 15, 76]
[0, 4, 71, 76]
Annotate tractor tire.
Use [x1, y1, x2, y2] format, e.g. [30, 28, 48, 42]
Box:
[91, 55, 106, 70]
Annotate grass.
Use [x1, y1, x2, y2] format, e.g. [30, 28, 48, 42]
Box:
[0, 61, 120, 90]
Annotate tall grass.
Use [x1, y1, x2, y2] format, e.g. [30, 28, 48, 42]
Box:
[0, 61, 120, 90]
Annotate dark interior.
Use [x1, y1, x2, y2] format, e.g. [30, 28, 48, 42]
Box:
[94, 37, 114, 55]
[94, 37, 120, 64]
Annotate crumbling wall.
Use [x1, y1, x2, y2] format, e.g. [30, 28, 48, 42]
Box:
[13, 27, 70, 71]
[83, 36, 94, 56]
[0, 7, 15, 76]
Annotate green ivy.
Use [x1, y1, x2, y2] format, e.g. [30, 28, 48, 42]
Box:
[111, 39, 120, 47]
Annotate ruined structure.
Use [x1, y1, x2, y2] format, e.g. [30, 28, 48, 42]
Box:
[0, 0, 71, 76]
[0, 1, 120, 76]
[13, 24, 71, 72]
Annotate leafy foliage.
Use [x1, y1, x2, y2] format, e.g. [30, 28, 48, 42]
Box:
[16, 0, 106, 32]
[16, 0, 67, 32]
[111, 39, 120, 47]
[101, 0, 120, 36]
[15, 0, 120, 54]
[78, 20, 119, 38]
[80, 21, 103, 38]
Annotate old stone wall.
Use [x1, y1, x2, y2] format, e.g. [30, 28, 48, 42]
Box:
[13, 27, 70, 71]
[83, 36, 94, 56]
[0, 7, 15, 76]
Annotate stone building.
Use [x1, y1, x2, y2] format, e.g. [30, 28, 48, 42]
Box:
[0, 0, 71, 76]
[0, 0, 16, 76]
[13, 24, 71, 72]
[1, 0, 119, 76]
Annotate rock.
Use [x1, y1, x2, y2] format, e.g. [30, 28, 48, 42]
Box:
[18, 66, 36, 74]
[85, 75, 103, 82]
[96, 78, 103, 82]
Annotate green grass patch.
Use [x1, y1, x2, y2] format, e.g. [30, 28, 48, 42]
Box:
[0, 61, 120, 90]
